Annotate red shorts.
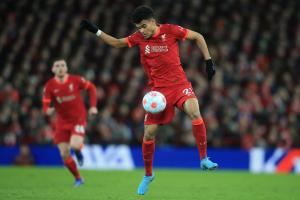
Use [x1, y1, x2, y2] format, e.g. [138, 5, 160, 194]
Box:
[53, 122, 86, 144]
[144, 82, 197, 125]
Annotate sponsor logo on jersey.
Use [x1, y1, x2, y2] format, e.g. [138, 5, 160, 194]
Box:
[56, 95, 76, 103]
[145, 45, 168, 55]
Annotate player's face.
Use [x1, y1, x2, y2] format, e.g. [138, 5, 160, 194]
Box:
[52, 60, 68, 78]
[135, 19, 157, 39]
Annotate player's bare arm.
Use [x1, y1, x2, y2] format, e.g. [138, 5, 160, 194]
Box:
[81, 19, 127, 48]
[186, 30, 211, 60]
[186, 29, 216, 81]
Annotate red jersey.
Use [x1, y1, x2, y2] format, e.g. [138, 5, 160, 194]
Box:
[126, 24, 189, 88]
[42, 75, 97, 128]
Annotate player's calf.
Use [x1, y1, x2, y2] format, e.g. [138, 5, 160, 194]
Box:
[70, 148, 84, 166]
[74, 149, 84, 166]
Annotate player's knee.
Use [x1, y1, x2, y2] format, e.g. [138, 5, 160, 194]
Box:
[144, 125, 158, 140]
[144, 132, 155, 140]
[60, 149, 70, 160]
[188, 111, 201, 120]
[70, 142, 81, 150]
[144, 130, 156, 140]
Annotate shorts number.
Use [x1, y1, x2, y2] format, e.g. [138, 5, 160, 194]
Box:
[74, 125, 85, 134]
[182, 88, 194, 96]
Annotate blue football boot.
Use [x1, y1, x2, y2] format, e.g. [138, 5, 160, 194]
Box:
[137, 174, 155, 195]
[73, 178, 84, 187]
[200, 157, 218, 170]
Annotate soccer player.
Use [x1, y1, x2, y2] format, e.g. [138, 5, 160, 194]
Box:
[81, 5, 218, 195]
[42, 58, 98, 187]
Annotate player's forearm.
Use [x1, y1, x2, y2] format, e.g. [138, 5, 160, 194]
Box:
[42, 98, 51, 114]
[195, 33, 211, 60]
[99, 32, 126, 48]
[187, 30, 211, 60]
[86, 83, 97, 107]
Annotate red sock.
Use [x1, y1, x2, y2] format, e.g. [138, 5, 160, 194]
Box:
[142, 140, 155, 176]
[64, 156, 81, 179]
[192, 117, 207, 159]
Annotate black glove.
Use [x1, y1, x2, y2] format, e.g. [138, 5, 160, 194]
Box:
[80, 19, 99, 34]
[205, 59, 216, 81]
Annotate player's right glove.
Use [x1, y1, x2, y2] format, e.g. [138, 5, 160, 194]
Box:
[205, 59, 216, 81]
[80, 19, 100, 35]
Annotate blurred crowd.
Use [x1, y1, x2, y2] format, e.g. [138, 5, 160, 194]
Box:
[1, 0, 300, 149]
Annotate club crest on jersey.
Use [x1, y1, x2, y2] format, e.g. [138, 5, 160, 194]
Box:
[69, 83, 74, 92]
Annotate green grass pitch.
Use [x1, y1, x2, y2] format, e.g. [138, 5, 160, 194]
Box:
[0, 167, 298, 200]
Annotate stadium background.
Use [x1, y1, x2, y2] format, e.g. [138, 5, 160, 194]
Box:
[0, 0, 300, 173]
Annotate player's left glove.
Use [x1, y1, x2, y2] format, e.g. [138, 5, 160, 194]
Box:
[80, 19, 102, 36]
[205, 59, 216, 81]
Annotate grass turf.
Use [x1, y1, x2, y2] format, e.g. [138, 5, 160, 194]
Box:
[0, 167, 298, 200]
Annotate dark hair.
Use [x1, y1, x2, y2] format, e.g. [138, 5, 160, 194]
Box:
[131, 5, 154, 24]
[52, 57, 66, 63]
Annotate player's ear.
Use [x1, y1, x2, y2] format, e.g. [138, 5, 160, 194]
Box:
[51, 66, 55, 73]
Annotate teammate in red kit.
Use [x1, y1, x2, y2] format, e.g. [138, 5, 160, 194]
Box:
[81, 5, 218, 194]
[42, 58, 98, 187]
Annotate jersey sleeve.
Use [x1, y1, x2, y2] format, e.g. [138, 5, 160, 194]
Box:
[42, 83, 52, 113]
[169, 24, 188, 40]
[76, 76, 97, 107]
[125, 32, 140, 48]
[76, 76, 88, 90]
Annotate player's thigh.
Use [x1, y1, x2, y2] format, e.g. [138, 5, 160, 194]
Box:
[183, 98, 201, 119]
[70, 134, 84, 149]
[70, 124, 85, 148]
[144, 124, 159, 140]
[144, 103, 175, 125]
[57, 142, 70, 159]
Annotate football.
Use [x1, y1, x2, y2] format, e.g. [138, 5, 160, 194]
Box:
[142, 91, 166, 114]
